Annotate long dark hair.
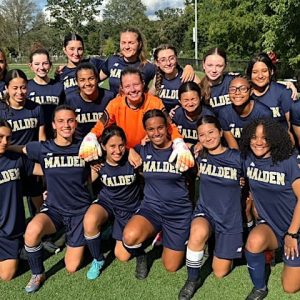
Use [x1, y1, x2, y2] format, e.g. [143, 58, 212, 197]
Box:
[200, 47, 227, 105]
[240, 118, 293, 164]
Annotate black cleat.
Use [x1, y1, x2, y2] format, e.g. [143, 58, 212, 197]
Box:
[246, 287, 268, 300]
[178, 278, 201, 300]
[135, 254, 148, 280]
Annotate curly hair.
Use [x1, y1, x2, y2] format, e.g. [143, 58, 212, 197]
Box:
[240, 118, 293, 164]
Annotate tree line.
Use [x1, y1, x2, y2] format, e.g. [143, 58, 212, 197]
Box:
[0, 0, 299, 75]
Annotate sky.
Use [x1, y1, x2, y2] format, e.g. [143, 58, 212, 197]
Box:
[36, 0, 185, 19]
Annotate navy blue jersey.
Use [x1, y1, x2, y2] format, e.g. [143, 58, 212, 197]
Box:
[290, 99, 300, 126]
[252, 81, 293, 128]
[218, 101, 272, 142]
[0, 80, 5, 101]
[98, 153, 142, 212]
[244, 153, 300, 238]
[0, 101, 44, 145]
[158, 67, 183, 112]
[171, 105, 215, 145]
[135, 142, 192, 215]
[0, 152, 34, 238]
[57, 57, 104, 97]
[26, 140, 92, 216]
[195, 148, 243, 233]
[27, 79, 65, 138]
[65, 88, 113, 139]
[101, 55, 156, 97]
[208, 73, 235, 116]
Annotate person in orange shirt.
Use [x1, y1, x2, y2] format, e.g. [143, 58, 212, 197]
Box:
[79, 67, 194, 171]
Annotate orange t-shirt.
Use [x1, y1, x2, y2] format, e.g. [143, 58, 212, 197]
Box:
[91, 93, 181, 148]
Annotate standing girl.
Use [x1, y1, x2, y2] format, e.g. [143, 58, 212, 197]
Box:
[178, 115, 244, 300]
[0, 48, 8, 102]
[28, 44, 65, 139]
[57, 33, 104, 97]
[240, 118, 300, 299]
[83, 125, 142, 280]
[122, 109, 194, 278]
[150, 44, 200, 112]
[0, 69, 45, 211]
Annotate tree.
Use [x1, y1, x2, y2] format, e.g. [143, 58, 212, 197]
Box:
[0, 0, 39, 56]
[46, 0, 103, 33]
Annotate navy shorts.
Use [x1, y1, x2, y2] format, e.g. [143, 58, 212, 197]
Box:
[136, 205, 191, 251]
[95, 198, 137, 241]
[257, 219, 300, 267]
[193, 212, 243, 259]
[0, 236, 23, 260]
[22, 175, 43, 197]
[40, 205, 85, 247]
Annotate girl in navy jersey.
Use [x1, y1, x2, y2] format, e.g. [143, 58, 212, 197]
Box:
[0, 69, 45, 211]
[21, 105, 93, 293]
[240, 118, 300, 299]
[171, 82, 214, 149]
[100, 28, 194, 98]
[57, 33, 104, 97]
[0, 119, 38, 281]
[178, 115, 244, 300]
[83, 125, 142, 280]
[122, 109, 194, 279]
[246, 53, 295, 136]
[65, 62, 114, 140]
[28, 44, 65, 139]
[200, 48, 236, 116]
[218, 77, 272, 149]
[149, 44, 200, 112]
[0, 48, 8, 102]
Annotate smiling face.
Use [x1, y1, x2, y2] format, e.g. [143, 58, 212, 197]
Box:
[120, 32, 140, 62]
[250, 124, 271, 158]
[7, 77, 27, 107]
[203, 54, 226, 83]
[30, 53, 51, 79]
[197, 123, 222, 152]
[77, 68, 98, 99]
[52, 109, 77, 141]
[155, 49, 177, 75]
[228, 77, 251, 106]
[63, 40, 84, 65]
[103, 135, 126, 165]
[251, 61, 271, 88]
[144, 116, 170, 149]
[180, 90, 201, 114]
[120, 73, 144, 106]
[0, 126, 11, 155]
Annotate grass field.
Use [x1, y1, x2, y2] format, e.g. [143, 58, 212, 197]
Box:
[1, 65, 299, 299]
[0, 240, 299, 300]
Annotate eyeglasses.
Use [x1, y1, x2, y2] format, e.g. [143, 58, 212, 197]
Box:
[228, 85, 250, 94]
[157, 55, 176, 64]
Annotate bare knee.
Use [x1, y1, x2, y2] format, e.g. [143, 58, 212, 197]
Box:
[164, 263, 180, 273]
[282, 281, 300, 294]
[122, 228, 139, 246]
[114, 249, 131, 262]
[0, 268, 16, 281]
[83, 215, 100, 236]
[25, 222, 43, 246]
[213, 268, 229, 279]
[65, 263, 80, 274]
[246, 234, 265, 253]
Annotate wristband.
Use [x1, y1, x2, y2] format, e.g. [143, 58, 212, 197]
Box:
[284, 231, 299, 239]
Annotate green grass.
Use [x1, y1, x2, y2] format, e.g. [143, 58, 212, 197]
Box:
[0, 244, 299, 300]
